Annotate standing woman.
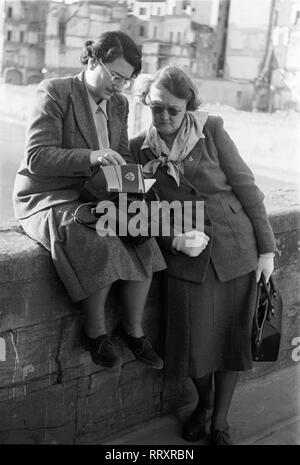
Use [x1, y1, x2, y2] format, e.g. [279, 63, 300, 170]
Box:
[130, 66, 277, 444]
[13, 31, 165, 370]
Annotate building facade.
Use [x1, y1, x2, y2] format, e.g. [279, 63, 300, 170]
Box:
[224, 0, 300, 110]
[0, 0, 298, 111]
[44, 0, 129, 79]
[270, 0, 300, 110]
[128, 0, 216, 76]
[0, 0, 217, 83]
[0, 0, 47, 85]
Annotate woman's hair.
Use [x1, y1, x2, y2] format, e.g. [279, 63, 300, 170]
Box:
[136, 66, 201, 111]
[80, 31, 142, 77]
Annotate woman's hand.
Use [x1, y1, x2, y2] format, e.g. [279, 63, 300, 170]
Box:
[172, 230, 210, 257]
[90, 149, 127, 167]
[256, 253, 275, 283]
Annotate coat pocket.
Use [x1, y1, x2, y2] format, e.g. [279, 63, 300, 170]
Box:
[222, 195, 256, 249]
[228, 196, 243, 213]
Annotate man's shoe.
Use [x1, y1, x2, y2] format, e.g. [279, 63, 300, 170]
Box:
[115, 324, 164, 369]
[182, 406, 207, 442]
[81, 330, 122, 368]
[209, 427, 233, 445]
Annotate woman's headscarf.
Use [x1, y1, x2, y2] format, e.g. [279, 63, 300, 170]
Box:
[141, 110, 208, 186]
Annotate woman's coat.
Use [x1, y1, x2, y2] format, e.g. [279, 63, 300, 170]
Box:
[129, 116, 277, 283]
[13, 71, 130, 219]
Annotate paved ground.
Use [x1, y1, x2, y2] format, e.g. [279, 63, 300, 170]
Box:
[104, 364, 300, 446]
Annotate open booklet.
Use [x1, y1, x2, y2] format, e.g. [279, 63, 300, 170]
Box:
[101, 164, 156, 194]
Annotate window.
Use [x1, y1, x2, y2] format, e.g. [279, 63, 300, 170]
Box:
[177, 32, 181, 43]
[20, 31, 24, 43]
[139, 25, 145, 37]
[139, 7, 147, 15]
[170, 31, 173, 42]
[157, 7, 161, 15]
[153, 26, 157, 38]
[19, 54, 25, 66]
[59, 21, 65, 46]
[28, 31, 38, 44]
[295, 11, 300, 26]
[8, 6, 12, 18]
[7, 30, 12, 41]
[236, 90, 242, 102]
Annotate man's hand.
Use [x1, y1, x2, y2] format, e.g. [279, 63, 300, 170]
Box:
[90, 149, 127, 166]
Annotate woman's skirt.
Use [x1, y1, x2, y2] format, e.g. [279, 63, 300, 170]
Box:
[20, 201, 166, 302]
[164, 262, 257, 378]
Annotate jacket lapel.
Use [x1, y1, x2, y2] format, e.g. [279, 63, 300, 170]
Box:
[70, 72, 99, 149]
[182, 138, 205, 185]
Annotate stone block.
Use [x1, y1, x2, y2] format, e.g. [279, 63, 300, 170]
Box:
[75, 363, 162, 444]
[0, 319, 64, 389]
[0, 207, 299, 443]
[0, 278, 77, 331]
[0, 379, 77, 444]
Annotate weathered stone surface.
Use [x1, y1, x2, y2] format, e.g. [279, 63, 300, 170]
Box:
[0, 278, 77, 331]
[76, 364, 162, 444]
[0, 230, 53, 283]
[0, 319, 63, 389]
[0, 206, 299, 443]
[0, 379, 77, 444]
[274, 229, 300, 267]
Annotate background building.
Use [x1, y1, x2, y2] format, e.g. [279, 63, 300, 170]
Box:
[0, 0, 299, 110]
[45, 0, 128, 78]
[0, 0, 47, 85]
[270, 0, 300, 110]
[127, 0, 216, 76]
[224, 0, 300, 111]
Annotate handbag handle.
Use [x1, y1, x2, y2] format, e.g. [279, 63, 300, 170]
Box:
[260, 274, 275, 304]
[254, 275, 272, 346]
[260, 274, 276, 320]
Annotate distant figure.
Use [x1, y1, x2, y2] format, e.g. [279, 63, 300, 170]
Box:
[130, 66, 277, 445]
[13, 31, 165, 370]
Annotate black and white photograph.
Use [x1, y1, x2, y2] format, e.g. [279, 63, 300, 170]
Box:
[0, 0, 299, 450]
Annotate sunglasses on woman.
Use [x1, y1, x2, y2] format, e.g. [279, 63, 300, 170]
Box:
[148, 100, 185, 116]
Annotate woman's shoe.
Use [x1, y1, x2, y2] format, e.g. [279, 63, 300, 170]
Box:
[115, 323, 164, 369]
[182, 406, 207, 442]
[81, 330, 122, 368]
[209, 427, 233, 445]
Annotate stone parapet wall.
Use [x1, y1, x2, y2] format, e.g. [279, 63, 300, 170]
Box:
[0, 203, 299, 444]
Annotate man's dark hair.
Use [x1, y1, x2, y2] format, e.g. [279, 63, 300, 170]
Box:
[80, 31, 142, 77]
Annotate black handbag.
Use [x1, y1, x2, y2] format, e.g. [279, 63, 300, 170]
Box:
[76, 164, 158, 245]
[72, 195, 154, 246]
[251, 275, 283, 362]
[91, 192, 155, 245]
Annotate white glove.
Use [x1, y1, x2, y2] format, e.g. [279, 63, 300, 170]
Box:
[256, 253, 275, 283]
[172, 230, 210, 257]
